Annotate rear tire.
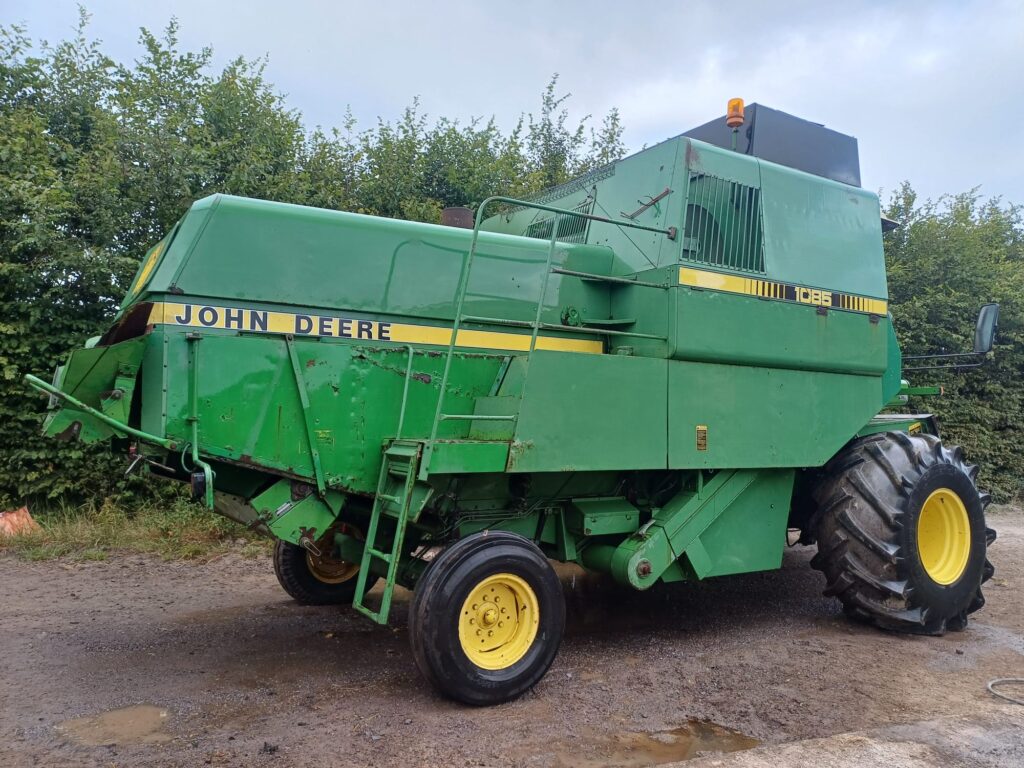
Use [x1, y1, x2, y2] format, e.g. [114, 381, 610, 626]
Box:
[810, 431, 995, 635]
[273, 539, 372, 606]
[408, 531, 565, 705]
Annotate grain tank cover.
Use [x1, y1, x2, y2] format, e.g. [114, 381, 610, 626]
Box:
[683, 103, 861, 187]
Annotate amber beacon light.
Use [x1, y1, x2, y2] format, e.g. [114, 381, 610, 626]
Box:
[726, 98, 745, 128]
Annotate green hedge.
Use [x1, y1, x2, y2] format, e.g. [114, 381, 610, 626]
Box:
[884, 186, 1023, 501]
[1, 15, 1020, 509]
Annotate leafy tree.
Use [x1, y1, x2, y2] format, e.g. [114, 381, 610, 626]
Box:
[885, 184, 1024, 501]
[0, 15, 626, 507]
[0, 12, 1018, 511]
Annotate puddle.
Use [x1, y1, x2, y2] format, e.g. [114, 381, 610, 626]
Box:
[57, 704, 172, 746]
[555, 720, 759, 768]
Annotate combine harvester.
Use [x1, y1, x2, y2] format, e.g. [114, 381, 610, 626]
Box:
[28, 100, 999, 705]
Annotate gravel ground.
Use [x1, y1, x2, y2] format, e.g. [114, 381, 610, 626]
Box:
[1, 508, 1021, 767]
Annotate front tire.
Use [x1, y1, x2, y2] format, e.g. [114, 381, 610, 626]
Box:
[811, 432, 995, 635]
[408, 531, 565, 705]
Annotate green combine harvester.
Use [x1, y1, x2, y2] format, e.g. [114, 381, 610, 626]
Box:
[28, 100, 999, 705]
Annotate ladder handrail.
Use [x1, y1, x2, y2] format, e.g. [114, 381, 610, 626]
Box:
[424, 194, 679, 473]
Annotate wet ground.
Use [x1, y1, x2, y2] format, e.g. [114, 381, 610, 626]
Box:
[1, 508, 1022, 767]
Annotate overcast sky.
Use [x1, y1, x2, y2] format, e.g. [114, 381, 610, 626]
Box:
[5, 0, 1022, 204]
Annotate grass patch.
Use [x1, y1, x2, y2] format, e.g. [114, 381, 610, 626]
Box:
[0, 497, 270, 561]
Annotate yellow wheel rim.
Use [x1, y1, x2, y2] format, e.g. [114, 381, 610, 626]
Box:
[306, 551, 359, 585]
[917, 488, 971, 585]
[457, 573, 539, 670]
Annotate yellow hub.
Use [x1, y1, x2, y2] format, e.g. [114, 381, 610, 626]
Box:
[457, 573, 539, 670]
[306, 551, 359, 585]
[917, 488, 971, 585]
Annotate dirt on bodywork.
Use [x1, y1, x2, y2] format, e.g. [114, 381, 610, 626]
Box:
[1, 509, 1022, 767]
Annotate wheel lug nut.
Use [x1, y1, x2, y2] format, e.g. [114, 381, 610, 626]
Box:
[487, 630, 493, 636]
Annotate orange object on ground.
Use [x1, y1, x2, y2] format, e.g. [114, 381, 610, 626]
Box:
[0, 506, 40, 536]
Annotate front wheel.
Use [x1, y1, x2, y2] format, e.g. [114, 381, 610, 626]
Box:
[811, 431, 995, 635]
[408, 531, 565, 705]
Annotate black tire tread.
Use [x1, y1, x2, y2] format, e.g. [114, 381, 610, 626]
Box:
[811, 432, 994, 635]
[408, 531, 565, 706]
[272, 540, 366, 606]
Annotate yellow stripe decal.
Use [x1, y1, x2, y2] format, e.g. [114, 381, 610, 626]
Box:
[133, 241, 164, 293]
[146, 303, 603, 355]
[678, 266, 887, 315]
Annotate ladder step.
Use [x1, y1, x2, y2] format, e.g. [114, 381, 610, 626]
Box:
[440, 413, 516, 421]
[377, 493, 403, 504]
[367, 547, 392, 562]
[460, 314, 534, 329]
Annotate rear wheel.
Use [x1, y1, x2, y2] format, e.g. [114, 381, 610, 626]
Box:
[273, 536, 373, 606]
[408, 531, 565, 705]
[810, 431, 995, 634]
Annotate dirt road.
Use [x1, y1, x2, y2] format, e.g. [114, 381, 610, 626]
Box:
[2, 509, 1022, 767]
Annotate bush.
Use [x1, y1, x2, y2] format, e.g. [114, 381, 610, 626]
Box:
[885, 186, 1024, 502]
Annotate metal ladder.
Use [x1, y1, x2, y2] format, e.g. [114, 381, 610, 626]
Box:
[352, 439, 421, 622]
[422, 195, 676, 477]
[354, 196, 676, 623]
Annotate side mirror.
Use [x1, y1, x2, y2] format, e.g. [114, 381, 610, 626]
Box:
[903, 302, 1000, 372]
[974, 303, 999, 355]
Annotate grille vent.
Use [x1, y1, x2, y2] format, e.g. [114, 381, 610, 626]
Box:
[524, 196, 594, 244]
[684, 174, 765, 273]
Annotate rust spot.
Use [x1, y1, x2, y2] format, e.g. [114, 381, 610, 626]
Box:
[507, 439, 535, 468]
[685, 141, 702, 169]
[305, 359, 316, 368]
[291, 482, 315, 501]
[412, 373, 432, 384]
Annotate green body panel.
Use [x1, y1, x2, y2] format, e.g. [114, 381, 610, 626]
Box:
[671, 289, 887, 373]
[567, 497, 640, 537]
[857, 414, 937, 438]
[254, 480, 343, 546]
[150, 329, 507, 493]
[667, 360, 882, 468]
[585, 469, 794, 589]
[132, 194, 617, 333]
[42, 337, 148, 442]
[507, 351, 667, 472]
[33, 123, 921, 617]
[757, 161, 886, 298]
[687, 470, 793, 578]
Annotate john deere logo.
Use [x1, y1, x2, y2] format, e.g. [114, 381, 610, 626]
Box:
[165, 303, 393, 340]
[145, 302, 604, 355]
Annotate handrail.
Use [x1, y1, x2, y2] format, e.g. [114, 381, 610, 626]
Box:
[423, 195, 679, 474]
[486, 195, 677, 240]
[549, 267, 670, 289]
[25, 373, 178, 451]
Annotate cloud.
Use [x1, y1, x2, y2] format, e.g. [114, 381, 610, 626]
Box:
[7, 0, 1022, 202]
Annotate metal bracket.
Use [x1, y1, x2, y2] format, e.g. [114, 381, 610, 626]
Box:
[621, 187, 672, 220]
[185, 335, 215, 509]
[285, 335, 327, 495]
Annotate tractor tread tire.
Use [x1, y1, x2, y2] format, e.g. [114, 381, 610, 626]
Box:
[811, 432, 994, 636]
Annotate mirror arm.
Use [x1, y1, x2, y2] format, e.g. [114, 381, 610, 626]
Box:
[903, 351, 987, 361]
[903, 359, 987, 372]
